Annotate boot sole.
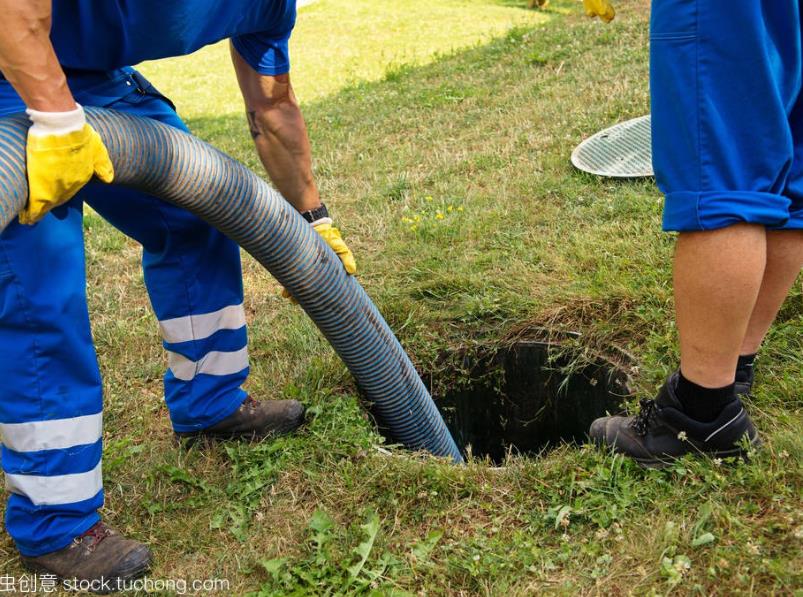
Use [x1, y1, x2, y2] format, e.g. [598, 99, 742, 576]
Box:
[632, 436, 762, 470]
[21, 548, 151, 594]
[174, 416, 305, 446]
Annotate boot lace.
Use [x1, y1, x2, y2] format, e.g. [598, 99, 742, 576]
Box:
[76, 522, 112, 551]
[241, 395, 259, 412]
[631, 399, 658, 436]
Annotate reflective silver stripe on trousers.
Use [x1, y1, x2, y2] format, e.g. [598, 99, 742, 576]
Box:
[5, 463, 102, 506]
[167, 347, 250, 381]
[159, 303, 246, 345]
[0, 412, 103, 453]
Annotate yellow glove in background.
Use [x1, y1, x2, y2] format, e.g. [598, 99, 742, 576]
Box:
[583, 0, 615, 22]
[21, 104, 114, 225]
[281, 218, 357, 302]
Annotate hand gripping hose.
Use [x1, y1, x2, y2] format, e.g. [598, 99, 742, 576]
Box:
[0, 108, 463, 463]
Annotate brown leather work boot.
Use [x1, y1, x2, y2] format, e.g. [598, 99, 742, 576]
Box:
[175, 395, 305, 442]
[20, 522, 151, 594]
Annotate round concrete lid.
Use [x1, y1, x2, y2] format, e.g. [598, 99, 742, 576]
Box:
[571, 115, 653, 178]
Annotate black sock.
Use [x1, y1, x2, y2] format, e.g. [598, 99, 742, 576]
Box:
[735, 353, 757, 384]
[675, 371, 736, 423]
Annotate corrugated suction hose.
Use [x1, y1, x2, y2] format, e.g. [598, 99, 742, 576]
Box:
[0, 108, 463, 463]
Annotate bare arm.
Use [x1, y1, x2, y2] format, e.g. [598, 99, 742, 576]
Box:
[230, 43, 320, 212]
[0, 0, 75, 111]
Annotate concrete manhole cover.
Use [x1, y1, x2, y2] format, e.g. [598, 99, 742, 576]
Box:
[571, 115, 653, 178]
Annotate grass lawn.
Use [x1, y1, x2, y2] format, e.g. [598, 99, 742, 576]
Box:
[2, 0, 801, 594]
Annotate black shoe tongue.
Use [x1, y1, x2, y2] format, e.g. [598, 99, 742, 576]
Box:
[655, 372, 684, 410]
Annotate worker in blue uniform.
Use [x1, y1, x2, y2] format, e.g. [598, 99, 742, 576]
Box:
[0, 0, 355, 587]
[589, 2, 803, 465]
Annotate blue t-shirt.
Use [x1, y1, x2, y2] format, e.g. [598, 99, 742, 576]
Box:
[50, 0, 296, 75]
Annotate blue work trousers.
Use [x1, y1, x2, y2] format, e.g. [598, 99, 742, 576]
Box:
[0, 69, 249, 556]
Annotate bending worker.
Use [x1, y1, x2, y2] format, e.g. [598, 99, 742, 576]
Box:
[588, 2, 803, 464]
[0, 0, 355, 586]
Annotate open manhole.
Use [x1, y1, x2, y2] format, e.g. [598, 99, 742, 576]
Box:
[434, 339, 633, 464]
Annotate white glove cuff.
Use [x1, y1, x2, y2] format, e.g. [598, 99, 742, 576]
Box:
[311, 217, 333, 227]
[26, 103, 85, 137]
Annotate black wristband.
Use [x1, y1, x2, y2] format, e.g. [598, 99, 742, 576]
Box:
[300, 203, 329, 223]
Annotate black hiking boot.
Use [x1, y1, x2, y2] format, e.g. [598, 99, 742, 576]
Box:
[175, 395, 305, 442]
[20, 522, 151, 594]
[589, 372, 760, 468]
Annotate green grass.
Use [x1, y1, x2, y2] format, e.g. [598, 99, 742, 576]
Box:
[2, 0, 801, 594]
[138, 0, 551, 117]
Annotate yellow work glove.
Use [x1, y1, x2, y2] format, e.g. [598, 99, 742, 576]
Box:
[281, 218, 357, 302]
[21, 104, 114, 225]
[313, 221, 357, 275]
[583, 0, 615, 22]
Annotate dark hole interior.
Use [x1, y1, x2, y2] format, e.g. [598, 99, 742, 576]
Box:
[434, 340, 631, 464]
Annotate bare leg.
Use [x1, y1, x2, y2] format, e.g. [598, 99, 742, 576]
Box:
[674, 224, 767, 388]
[230, 43, 320, 212]
[740, 230, 803, 355]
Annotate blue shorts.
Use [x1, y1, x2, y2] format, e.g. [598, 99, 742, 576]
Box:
[651, 0, 803, 232]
